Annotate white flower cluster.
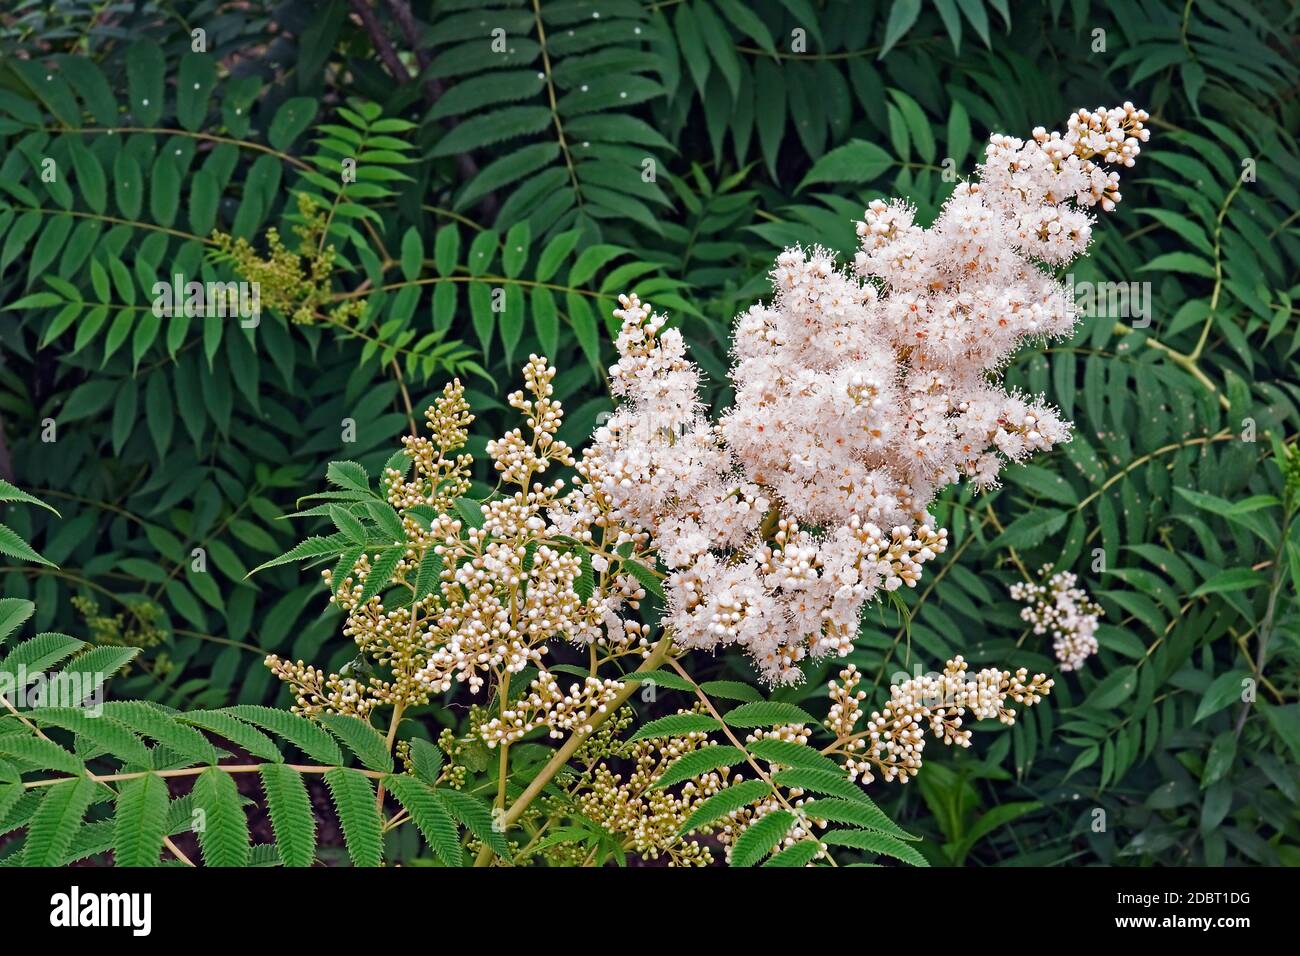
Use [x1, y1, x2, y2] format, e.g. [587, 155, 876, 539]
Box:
[479, 671, 626, 747]
[275, 363, 657, 717]
[557, 105, 1146, 684]
[830, 660, 1053, 784]
[1011, 566, 1104, 671]
[554, 293, 950, 685]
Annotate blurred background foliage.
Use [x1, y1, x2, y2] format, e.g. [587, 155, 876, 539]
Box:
[0, 0, 1297, 866]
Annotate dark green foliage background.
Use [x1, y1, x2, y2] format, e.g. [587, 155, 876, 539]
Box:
[0, 0, 1297, 866]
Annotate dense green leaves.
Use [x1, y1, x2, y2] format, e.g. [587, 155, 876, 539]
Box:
[0, 0, 1295, 871]
[222, 705, 344, 764]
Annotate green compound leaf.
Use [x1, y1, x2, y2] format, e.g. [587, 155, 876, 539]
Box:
[259, 764, 317, 867]
[722, 701, 818, 729]
[114, 773, 170, 867]
[318, 714, 394, 773]
[654, 745, 747, 789]
[324, 767, 383, 868]
[729, 809, 795, 867]
[679, 778, 772, 836]
[191, 767, 251, 867]
[25, 776, 98, 866]
[385, 774, 462, 867]
[629, 713, 723, 742]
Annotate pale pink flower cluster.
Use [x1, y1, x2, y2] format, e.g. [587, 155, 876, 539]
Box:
[553, 105, 1145, 684]
[827, 660, 1054, 784]
[1011, 567, 1105, 671]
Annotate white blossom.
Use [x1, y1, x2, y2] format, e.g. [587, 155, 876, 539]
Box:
[557, 105, 1147, 684]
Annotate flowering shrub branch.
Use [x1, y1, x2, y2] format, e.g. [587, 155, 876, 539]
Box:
[2, 104, 1149, 867]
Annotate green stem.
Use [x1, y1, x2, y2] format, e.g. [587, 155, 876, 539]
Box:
[471, 631, 675, 866]
[1233, 503, 1294, 737]
[22, 762, 384, 789]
